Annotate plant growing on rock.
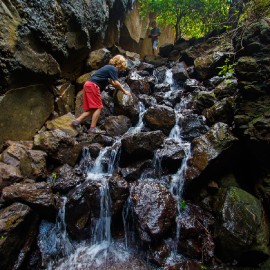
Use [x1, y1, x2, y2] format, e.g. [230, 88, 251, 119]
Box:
[217, 58, 236, 77]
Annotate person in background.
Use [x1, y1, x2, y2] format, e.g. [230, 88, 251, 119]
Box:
[149, 21, 161, 56]
[71, 55, 131, 135]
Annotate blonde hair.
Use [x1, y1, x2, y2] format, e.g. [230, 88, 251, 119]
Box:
[109, 55, 127, 70]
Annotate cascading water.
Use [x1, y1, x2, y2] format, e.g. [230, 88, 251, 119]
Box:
[121, 68, 194, 265]
[39, 67, 195, 269]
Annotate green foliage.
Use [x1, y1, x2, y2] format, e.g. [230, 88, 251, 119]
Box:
[179, 199, 186, 210]
[139, 0, 231, 39]
[51, 172, 58, 184]
[240, 0, 270, 22]
[217, 58, 235, 77]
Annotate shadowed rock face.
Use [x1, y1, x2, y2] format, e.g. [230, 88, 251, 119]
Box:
[0, 0, 133, 91]
[213, 187, 270, 265]
[185, 122, 238, 183]
[0, 203, 39, 270]
[120, 130, 165, 165]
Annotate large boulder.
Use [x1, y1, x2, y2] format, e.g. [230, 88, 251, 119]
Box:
[214, 187, 270, 264]
[143, 105, 176, 135]
[0, 85, 54, 148]
[2, 182, 59, 219]
[104, 115, 132, 136]
[0, 142, 47, 180]
[120, 130, 165, 165]
[65, 180, 101, 240]
[130, 181, 176, 242]
[0, 203, 39, 270]
[185, 123, 238, 183]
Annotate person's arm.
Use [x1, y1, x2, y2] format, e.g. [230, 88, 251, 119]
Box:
[109, 79, 131, 96]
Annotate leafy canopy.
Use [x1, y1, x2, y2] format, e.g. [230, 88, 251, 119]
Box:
[139, 0, 231, 39]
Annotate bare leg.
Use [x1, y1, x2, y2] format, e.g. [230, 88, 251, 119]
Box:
[76, 111, 92, 123]
[90, 108, 102, 128]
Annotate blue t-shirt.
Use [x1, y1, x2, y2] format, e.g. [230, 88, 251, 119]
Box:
[90, 65, 118, 90]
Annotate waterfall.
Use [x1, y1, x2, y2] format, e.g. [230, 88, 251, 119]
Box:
[128, 101, 145, 134]
[38, 197, 74, 269]
[39, 67, 195, 269]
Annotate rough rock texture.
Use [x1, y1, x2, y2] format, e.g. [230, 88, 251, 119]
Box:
[0, 85, 54, 148]
[131, 181, 176, 242]
[0, 203, 39, 270]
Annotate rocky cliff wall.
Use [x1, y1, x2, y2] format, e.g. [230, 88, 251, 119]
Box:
[0, 0, 175, 148]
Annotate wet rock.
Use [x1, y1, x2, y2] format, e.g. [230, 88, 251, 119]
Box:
[137, 62, 155, 74]
[109, 175, 129, 215]
[153, 83, 171, 93]
[0, 162, 23, 191]
[183, 79, 200, 92]
[114, 85, 140, 125]
[177, 204, 214, 262]
[131, 181, 176, 242]
[91, 134, 115, 146]
[204, 75, 225, 89]
[180, 114, 209, 141]
[214, 187, 270, 264]
[33, 129, 81, 166]
[2, 182, 59, 219]
[0, 142, 47, 180]
[87, 143, 103, 158]
[143, 105, 176, 135]
[127, 70, 144, 85]
[154, 66, 168, 83]
[0, 203, 39, 270]
[148, 241, 170, 266]
[138, 94, 157, 108]
[194, 52, 230, 80]
[155, 139, 185, 174]
[171, 62, 189, 82]
[120, 160, 152, 182]
[104, 115, 132, 136]
[203, 97, 236, 126]
[213, 77, 238, 99]
[51, 164, 84, 194]
[185, 123, 238, 183]
[129, 80, 151, 95]
[194, 91, 217, 112]
[143, 76, 159, 91]
[164, 260, 202, 270]
[65, 180, 101, 240]
[120, 131, 165, 165]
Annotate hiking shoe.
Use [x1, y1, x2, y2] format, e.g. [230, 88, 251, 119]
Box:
[71, 120, 81, 128]
[88, 127, 106, 135]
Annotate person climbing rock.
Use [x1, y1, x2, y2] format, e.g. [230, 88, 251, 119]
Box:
[71, 54, 131, 135]
[149, 21, 161, 56]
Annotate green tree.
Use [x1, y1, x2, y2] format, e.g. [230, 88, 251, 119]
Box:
[139, 0, 231, 39]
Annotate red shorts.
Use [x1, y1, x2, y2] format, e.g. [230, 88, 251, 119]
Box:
[83, 81, 103, 110]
